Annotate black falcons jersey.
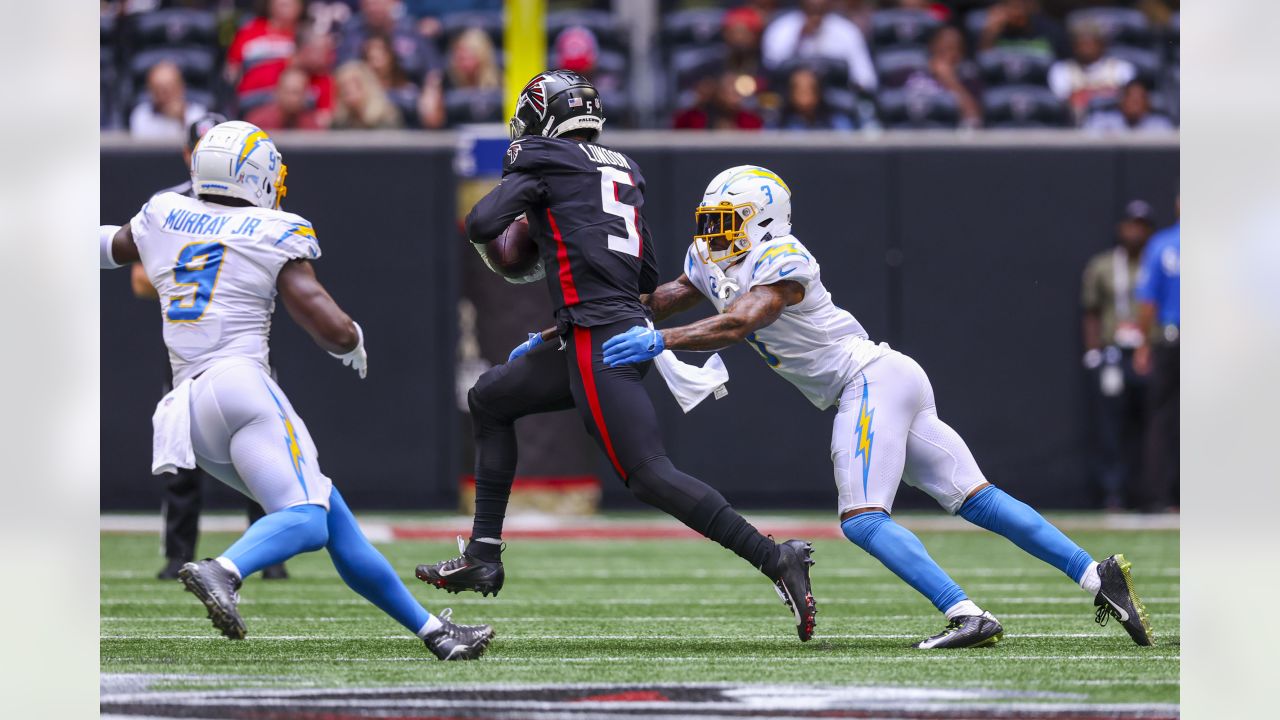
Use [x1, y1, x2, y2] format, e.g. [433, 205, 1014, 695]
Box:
[465, 135, 658, 327]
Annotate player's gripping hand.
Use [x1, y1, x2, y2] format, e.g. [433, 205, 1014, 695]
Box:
[329, 321, 368, 379]
[509, 332, 544, 362]
[603, 326, 665, 367]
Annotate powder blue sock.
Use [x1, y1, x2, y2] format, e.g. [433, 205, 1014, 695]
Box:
[841, 511, 968, 613]
[325, 488, 432, 635]
[221, 504, 329, 578]
[959, 486, 1094, 583]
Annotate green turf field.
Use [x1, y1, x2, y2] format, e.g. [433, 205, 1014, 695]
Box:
[101, 520, 1178, 708]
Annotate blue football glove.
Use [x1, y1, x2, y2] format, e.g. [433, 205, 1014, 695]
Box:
[602, 325, 665, 366]
[508, 332, 544, 362]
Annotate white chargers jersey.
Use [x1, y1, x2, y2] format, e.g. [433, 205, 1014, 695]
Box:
[683, 234, 888, 409]
[130, 192, 321, 385]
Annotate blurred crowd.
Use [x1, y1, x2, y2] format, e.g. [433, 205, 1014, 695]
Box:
[102, 0, 1179, 137]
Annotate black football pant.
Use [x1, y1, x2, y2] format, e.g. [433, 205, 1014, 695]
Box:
[1139, 342, 1179, 511]
[467, 318, 780, 578]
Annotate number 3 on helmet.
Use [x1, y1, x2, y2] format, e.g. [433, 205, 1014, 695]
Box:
[190, 120, 289, 210]
[694, 165, 793, 268]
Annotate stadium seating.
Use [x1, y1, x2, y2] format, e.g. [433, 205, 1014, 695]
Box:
[877, 87, 961, 130]
[130, 8, 219, 50]
[982, 85, 1071, 128]
[870, 9, 943, 52]
[875, 47, 930, 89]
[1107, 46, 1163, 86]
[441, 11, 503, 50]
[1066, 7, 1154, 50]
[444, 87, 504, 126]
[978, 48, 1052, 87]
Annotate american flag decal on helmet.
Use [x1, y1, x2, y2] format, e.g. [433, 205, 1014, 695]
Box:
[521, 76, 549, 118]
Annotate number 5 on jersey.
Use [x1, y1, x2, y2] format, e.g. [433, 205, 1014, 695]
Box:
[167, 241, 226, 322]
[599, 166, 641, 257]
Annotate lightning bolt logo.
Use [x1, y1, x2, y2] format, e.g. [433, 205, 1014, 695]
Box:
[235, 130, 270, 174]
[263, 381, 308, 498]
[854, 373, 875, 498]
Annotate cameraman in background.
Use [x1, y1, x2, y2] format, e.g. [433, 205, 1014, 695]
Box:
[1080, 200, 1155, 511]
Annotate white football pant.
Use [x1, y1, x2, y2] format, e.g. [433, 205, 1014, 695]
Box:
[831, 350, 988, 515]
[188, 359, 332, 513]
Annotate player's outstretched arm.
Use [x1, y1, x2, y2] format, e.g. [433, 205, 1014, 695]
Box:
[604, 281, 804, 365]
[642, 274, 705, 323]
[100, 224, 139, 269]
[278, 259, 368, 378]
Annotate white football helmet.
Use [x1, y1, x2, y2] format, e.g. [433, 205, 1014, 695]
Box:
[190, 120, 288, 209]
[694, 165, 792, 268]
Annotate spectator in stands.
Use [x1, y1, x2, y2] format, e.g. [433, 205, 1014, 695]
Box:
[1083, 80, 1175, 132]
[338, 0, 441, 80]
[673, 71, 765, 130]
[774, 66, 855, 130]
[294, 28, 336, 128]
[226, 0, 304, 113]
[977, 0, 1068, 59]
[245, 67, 325, 130]
[434, 26, 503, 126]
[445, 27, 500, 92]
[554, 26, 620, 94]
[331, 60, 403, 129]
[362, 34, 421, 126]
[130, 61, 209, 139]
[907, 25, 983, 129]
[722, 7, 768, 97]
[1048, 23, 1136, 123]
[1080, 199, 1156, 511]
[832, 0, 875, 36]
[762, 0, 877, 94]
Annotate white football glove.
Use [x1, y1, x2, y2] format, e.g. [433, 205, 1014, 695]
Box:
[329, 321, 368, 379]
[472, 242, 546, 285]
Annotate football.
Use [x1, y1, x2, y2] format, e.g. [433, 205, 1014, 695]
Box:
[486, 215, 540, 278]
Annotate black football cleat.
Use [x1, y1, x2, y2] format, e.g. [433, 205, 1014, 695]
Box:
[261, 563, 289, 580]
[914, 611, 1004, 649]
[1094, 554, 1155, 646]
[178, 559, 247, 640]
[415, 536, 504, 597]
[423, 609, 495, 661]
[156, 558, 186, 581]
[772, 539, 818, 641]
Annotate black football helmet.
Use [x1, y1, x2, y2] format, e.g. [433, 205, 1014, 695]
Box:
[508, 70, 604, 142]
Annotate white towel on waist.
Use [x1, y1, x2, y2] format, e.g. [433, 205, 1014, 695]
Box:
[151, 377, 195, 475]
[653, 350, 729, 413]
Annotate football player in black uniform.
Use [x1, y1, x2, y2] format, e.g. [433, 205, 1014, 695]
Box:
[415, 71, 818, 641]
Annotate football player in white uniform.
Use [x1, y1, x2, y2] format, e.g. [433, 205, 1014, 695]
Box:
[603, 166, 1154, 648]
[100, 121, 493, 660]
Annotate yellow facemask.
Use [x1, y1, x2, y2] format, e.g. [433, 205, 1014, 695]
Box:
[693, 202, 755, 265]
[273, 164, 289, 210]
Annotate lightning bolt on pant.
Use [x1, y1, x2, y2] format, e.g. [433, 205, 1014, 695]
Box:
[187, 359, 333, 513]
[831, 351, 988, 516]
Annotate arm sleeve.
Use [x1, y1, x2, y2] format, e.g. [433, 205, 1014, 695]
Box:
[464, 171, 545, 243]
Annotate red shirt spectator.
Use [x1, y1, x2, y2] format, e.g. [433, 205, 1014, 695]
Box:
[245, 68, 325, 130]
[294, 30, 336, 119]
[226, 0, 303, 109]
[673, 73, 765, 130]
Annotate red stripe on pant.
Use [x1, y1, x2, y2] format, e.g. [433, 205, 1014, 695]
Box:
[547, 209, 578, 304]
[573, 326, 626, 481]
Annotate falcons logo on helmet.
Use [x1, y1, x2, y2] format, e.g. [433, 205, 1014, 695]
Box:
[520, 76, 549, 119]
